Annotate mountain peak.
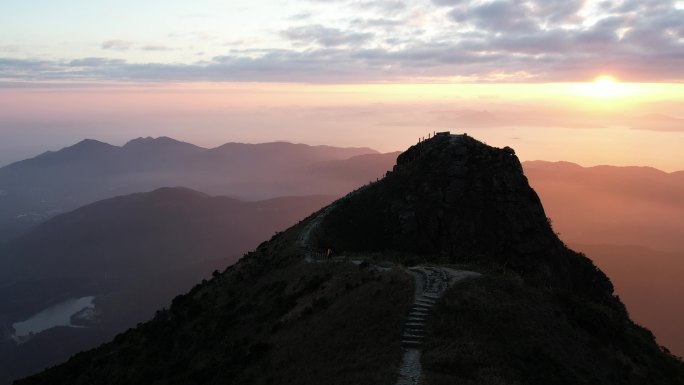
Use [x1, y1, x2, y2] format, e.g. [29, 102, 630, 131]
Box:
[33, 139, 117, 161]
[145, 186, 211, 201]
[317, 132, 612, 297]
[123, 136, 201, 151]
[74, 138, 110, 146]
[321, 132, 540, 255]
[66, 139, 116, 151]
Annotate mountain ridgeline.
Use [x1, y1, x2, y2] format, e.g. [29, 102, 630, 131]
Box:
[18, 134, 684, 385]
[0, 137, 397, 243]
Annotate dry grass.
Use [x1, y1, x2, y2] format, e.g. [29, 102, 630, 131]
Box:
[422, 273, 684, 385]
[17, 246, 414, 385]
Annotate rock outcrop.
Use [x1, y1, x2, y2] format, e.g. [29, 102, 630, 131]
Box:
[319, 134, 612, 302]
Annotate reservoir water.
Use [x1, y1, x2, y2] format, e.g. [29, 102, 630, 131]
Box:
[12, 296, 95, 337]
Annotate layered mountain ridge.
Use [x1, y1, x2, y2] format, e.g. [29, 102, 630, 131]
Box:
[0, 138, 394, 243]
[16, 134, 684, 385]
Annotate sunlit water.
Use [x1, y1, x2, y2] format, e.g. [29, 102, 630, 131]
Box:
[12, 296, 95, 337]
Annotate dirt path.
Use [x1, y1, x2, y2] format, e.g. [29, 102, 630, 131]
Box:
[395, 266, 480, 385]
[297, 204, 336, 262]
[297, 186, 368, 262]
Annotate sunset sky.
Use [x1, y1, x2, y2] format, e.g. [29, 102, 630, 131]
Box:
[1, 0, 683, 169]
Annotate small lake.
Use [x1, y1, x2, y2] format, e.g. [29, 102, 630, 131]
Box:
[12, 296, 95, 337]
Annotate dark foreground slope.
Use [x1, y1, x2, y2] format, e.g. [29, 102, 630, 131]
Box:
[0, 189, 335, 384]
[16, 234, 414, 385]
[18, 135, 684, 385]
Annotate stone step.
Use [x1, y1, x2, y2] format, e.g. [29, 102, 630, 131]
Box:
[414, 304, 433, 310]
[423, 293, 442, 299]
[404, 329, 424, 336]
[401, 340, 422, 348]
[408, 312, 426, 317]
[410, 304, 428, 309]
[412, 305, 432, 312]
[417, 295, 434, 301]
[407, 315, 426, 321]
[416, 297, 436, 304]
[402, 333, 422, 340]
[405, 322, 425, 328]
[402, 333, 424, 341]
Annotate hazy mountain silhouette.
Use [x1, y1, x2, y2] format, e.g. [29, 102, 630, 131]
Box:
[18, 135, 683, 385]
[0, 188, 335, 383]
[0, 138, 383, 243]
[305, 152, 401, 188]
[523, 161, 684, 253]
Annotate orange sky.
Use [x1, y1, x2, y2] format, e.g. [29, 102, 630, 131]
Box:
[1, 81, 683, 170]
[2, 1, 683, 168]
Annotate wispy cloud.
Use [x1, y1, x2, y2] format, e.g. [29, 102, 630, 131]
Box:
[101, 40, 134, 50]
[101, 40, 173, 52]
[140, 45, 172, 51]
[282, 25, 374, 47]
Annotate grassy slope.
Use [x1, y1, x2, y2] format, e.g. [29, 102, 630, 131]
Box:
[423, 273, 684, 385]
[17, 231, 413, 385]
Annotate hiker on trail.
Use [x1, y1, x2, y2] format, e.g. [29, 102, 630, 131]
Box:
[326, 248, 332, 260]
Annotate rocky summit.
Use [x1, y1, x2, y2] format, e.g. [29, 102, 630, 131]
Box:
[320, 133, 612, 301]
[16, 134, 684, 385]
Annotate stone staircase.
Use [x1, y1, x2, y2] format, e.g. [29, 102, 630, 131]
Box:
[400, 266, 449, 348]
[396, 266, 452, 385]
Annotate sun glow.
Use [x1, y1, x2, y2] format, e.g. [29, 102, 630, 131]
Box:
[592, 75, 621, 98]
[558, 75, 670, 105]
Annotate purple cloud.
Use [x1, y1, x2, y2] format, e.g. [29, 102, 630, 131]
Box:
[2, 0, 683, 83]
[282, 25, 374, 47]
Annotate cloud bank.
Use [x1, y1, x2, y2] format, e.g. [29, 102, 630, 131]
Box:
[1, 0, 683, 83]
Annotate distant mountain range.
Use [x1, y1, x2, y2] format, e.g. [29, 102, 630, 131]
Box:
[524, 161, 684, 253]
[0, 188, 335, 383]
[0, 137, 398, 242]
[4, 137, 681, 254]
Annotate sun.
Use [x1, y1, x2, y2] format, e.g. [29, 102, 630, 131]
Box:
[564, 74, 661, 104]
[591, 75, 621, 98]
